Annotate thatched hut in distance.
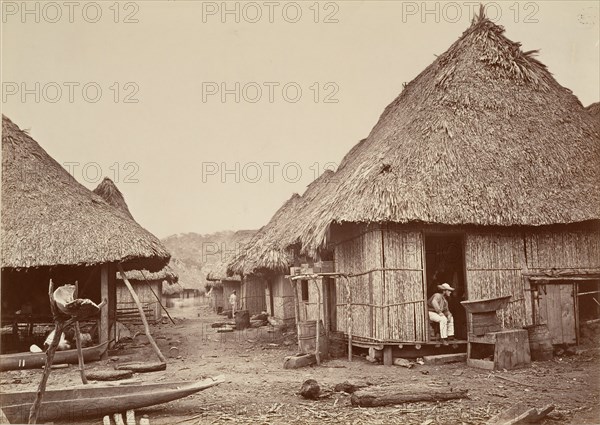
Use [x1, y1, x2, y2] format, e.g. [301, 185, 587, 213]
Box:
[228, 170, 336, 326]
[93, 177, 177, 323]
[227, 194, 301, 323]
[115, 267, 177, 323]
[1, 115, 170, 351]
[295, 12, 599, 355]
[205, 267, 242, 315]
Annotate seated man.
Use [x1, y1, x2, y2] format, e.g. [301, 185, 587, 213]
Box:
[428, 283, 455, 345]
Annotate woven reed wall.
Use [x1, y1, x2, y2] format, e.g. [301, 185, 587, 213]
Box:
[242, 276, 266, 314]
[525, 227, 600, 269]
[117, 280, 161, 321]
[466, 226, 600, 328]
[333, 224, 425, 342]
[272, 274, 296, 322]
[211, 286, 224, 311]
[465, 232, 527, 328]
[383, 226, 425, 341]
[296, 278, 326, 322]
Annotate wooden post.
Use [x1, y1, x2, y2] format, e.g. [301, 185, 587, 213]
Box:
[140, 270, 176, 325]
[73, 282, 88, 385]
[313, 278, 321, 365]
[28, 281, 63, 424]
[291, 279, 301, 346]
[343, 275, 352, 362]
[100, 264, 110, 359]
[117, 264, 166, 364]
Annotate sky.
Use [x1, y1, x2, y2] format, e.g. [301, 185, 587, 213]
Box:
[2, 1, 599, 238]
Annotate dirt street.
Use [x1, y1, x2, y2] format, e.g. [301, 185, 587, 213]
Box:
[2, 299, 599, 425]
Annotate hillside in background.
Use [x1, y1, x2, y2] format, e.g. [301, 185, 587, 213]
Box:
[162, 230, 256, 292]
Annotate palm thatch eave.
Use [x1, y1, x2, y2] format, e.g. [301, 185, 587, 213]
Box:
[1, 115, 170, 272]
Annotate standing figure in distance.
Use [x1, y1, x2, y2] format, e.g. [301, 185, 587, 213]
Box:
[428, 283, 455, 345]
[229, 290, 238, 317]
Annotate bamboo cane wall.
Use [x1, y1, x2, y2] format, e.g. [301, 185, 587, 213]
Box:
[465, 232, 527, 329]
[525, 227, 600, 270]
[242, 276, 266, 314]
[296, 278, 326, 322]
[272, 274, 296, 322]
[116, 280, 161, 322]
[466, 226, 600, 329]
[332, 224, 425, 342]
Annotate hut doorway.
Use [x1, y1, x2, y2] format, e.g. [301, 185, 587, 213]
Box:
[424, 233, 467, 340]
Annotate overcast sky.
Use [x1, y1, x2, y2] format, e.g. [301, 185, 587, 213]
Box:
[2, 1, 599, 238]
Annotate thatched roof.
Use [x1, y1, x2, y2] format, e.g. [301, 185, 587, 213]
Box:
[227, 193, 302, 276]
[1, 115, 170, 271]
[117, 265, 178, 283]
[206, 260, 241, 282]
[92, 177, 178, 284]
[228, 170, 336, 276]
[587, 102, 600, 125]
[93, 177, 134, 220]
[297, 10, 600, 254]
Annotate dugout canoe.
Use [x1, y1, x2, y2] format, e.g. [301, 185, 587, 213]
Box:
[0, 341, 109, 372]
[0, 375, 225, 423]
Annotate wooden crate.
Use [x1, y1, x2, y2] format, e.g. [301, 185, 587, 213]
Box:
[467, 329, 531, 370]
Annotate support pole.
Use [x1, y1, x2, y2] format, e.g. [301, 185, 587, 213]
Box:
[28, 280, 63, 424]
[139, 270, 176, 325]
[100, 265, 110, 359]
[291, 279, 301, 347]
[313, 278, 321, 366]
[343, 275, 353, 362]
[117, 264, 166, 364]
[73, 282, 88, 385]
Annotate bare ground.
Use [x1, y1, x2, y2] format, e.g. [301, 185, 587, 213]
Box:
[2, 299, 599, 425]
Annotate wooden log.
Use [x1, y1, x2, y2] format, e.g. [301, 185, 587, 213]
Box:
[334, 381, 371, 393]
[423, 353, 467, 365]
[115, 362, 167, 372]
[86, 370, 133, 381]
[350, 386, 468, 407]
[117, 265, 166, 364]
[283, 353, 317, 369]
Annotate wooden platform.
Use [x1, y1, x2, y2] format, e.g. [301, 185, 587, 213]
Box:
[334, 336, 468, 365]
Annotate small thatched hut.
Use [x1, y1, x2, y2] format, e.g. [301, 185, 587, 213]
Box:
[93, 177, 177, 323]
[227, 194, 301, 322]
[1, 115, 170, 352]
[293, 12, 600, 350]
[228, 170, 337, 325]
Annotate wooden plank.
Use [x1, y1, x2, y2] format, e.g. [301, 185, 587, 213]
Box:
[422, 353, 467, 365]
[546, 285, 563, 344]
[283, 353, 316, 369]
[383, 346, 393, 366]
[560, 284, 576, 344]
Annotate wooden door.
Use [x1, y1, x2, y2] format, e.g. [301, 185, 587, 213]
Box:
[537, 283, 576, 345]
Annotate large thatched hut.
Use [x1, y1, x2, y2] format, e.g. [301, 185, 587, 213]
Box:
[93, 177, 177, 323]
[1, 115, 170, 352]
[293, 13, 600, 352]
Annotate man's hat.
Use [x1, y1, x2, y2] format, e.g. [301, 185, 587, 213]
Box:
[437, 283, 455, 291]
